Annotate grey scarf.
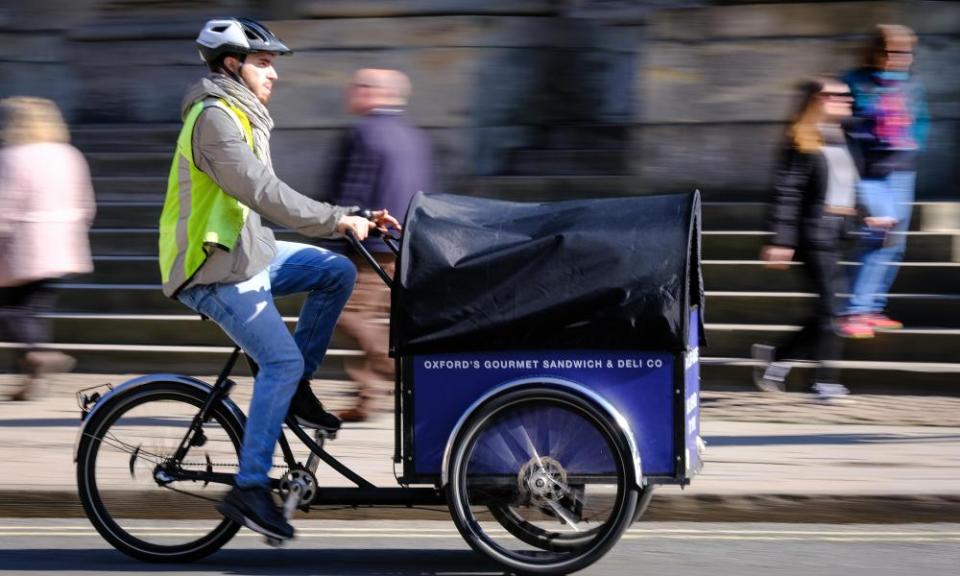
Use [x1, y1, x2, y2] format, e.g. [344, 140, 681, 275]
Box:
[207, 74, 276, 173]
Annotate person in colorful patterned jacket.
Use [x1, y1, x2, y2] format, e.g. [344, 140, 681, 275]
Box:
[839, 24, 929, 337]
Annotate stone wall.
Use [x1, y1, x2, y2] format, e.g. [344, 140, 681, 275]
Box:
[1, 1, 957, 200]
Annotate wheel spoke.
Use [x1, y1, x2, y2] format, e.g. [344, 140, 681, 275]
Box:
[546, 500, 582, 532]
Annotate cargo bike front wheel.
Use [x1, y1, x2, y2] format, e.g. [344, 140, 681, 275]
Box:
[446, 387, 639, 575]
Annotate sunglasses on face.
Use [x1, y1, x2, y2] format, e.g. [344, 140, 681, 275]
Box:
[821, 91, 853, 99]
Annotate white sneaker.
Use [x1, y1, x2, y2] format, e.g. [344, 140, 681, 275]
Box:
[812, 382, 851, 402]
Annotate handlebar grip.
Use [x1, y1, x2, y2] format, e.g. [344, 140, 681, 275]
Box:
[353, 209, 383, 237]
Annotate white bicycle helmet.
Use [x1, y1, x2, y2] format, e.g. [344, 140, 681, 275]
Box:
[196, 17, 292, 65]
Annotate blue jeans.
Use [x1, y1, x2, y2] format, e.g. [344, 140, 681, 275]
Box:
[177, 241, 356, 488]
[846, 171, 916, 315]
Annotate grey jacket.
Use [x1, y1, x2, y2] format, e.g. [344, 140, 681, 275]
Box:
[163, 78, 355, 297]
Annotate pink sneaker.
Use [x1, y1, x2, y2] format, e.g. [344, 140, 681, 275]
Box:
[836, 316, 874, 339]
[860, 313, 903, 330]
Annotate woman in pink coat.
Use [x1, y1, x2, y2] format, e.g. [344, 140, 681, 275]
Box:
[0, 97, 95, 400]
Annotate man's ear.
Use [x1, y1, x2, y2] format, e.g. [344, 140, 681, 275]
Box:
[223, 55, 241, 74]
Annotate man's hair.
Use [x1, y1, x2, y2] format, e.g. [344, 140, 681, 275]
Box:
[865, 23, 917, 68]
[207, 52, 245, 74]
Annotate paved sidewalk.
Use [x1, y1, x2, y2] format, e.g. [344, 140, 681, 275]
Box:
[0, 373, 958, 522]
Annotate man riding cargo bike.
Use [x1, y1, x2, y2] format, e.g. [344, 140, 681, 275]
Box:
[158, 17, 397, 540]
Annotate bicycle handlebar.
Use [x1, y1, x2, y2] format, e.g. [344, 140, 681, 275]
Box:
[344, 210, 399, 289]
[353, 209, 401, 255]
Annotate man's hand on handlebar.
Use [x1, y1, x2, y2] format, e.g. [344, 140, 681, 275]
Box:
[336, 209, 401, 241]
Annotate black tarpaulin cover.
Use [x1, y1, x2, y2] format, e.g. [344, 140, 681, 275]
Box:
[392, 191, 703, 355]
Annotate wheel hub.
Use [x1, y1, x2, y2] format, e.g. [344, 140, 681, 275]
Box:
[518, 456, 568, 508]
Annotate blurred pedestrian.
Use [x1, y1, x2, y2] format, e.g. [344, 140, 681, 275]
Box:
[841, 24, 929, 336]
[0, 96, 95, 400]
[328, 69, 433, 422]
[751, 78, 859, 399]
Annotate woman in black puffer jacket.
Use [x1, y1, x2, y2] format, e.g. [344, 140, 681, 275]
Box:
[752, 77, 862, 399]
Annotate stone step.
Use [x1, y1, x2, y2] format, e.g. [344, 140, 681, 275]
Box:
[534, 125, 628, 150]
[54, 284, 291, 314]
[506, 148, 626, 176]
[87, 152, 171, 178]
[88, 229, 162, 256]
[91, 200, 956, 238]
[88, 257, 159, 284]
[702, 231, 958, 262]
[701, 358, 960, 395]
[42, 313, 363, 349]
[1, 342, 955, 395]
[93, 202, 163, 228]
[85, 225, 956, 263]
[87, 229, 325, 256]
[702, 261, 960, 293]
[701, 202, 958, 233]
[71, 124, 180, 153]
[82, 251, 960, 293]
[51, 284, 960, 332]
[467, 175, 635, 201]
[705, 291, 960, 328]
[0, 343, 356, 379]
[704, 324, 960, 364]
[27, 310, 957, 365]
[92, 177, 167, 201]
[464, 178, 808, 202]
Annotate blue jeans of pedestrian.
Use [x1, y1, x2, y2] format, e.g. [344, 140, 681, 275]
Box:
[846, 171, 916, 315]
[177, 241, 356, 488]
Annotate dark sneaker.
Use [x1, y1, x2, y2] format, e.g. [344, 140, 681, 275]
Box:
[288, 379, 342, 431]
[217, 486, 294, 541]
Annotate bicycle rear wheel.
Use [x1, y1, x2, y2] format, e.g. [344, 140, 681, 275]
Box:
[447, 387, 638, 576]
[76, 382, 244, 562]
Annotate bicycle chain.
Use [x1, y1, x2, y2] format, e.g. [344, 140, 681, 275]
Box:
[175, 460, 290, 471]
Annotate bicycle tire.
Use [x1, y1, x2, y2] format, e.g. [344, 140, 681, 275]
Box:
[447, 386, 639, 576]
[76, 381, 244, 562]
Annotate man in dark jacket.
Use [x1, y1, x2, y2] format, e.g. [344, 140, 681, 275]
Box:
[328, 69, 433, 422]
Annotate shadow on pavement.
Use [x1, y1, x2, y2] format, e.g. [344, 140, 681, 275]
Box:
[0, 548, 505, 575]
[0, 418, 81, 427]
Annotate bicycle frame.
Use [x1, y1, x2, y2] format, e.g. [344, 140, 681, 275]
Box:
[159, 229, 445, 508]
